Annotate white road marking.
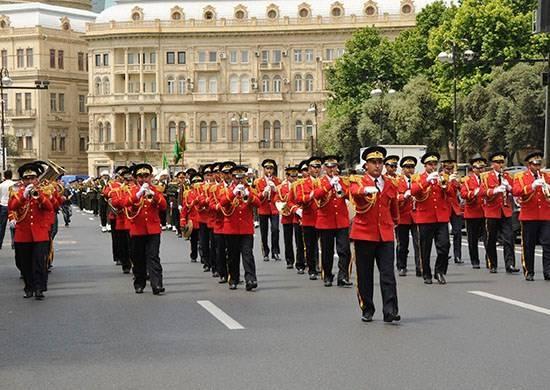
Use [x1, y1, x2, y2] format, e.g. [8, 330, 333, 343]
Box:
[197, 300, 245, 330]
[469, 291, 550, 316]
[88, 217, 95, 221]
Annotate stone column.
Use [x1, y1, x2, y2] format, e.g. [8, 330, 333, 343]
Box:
[140, 112, 146, 148]
[125, 112, 130, 146]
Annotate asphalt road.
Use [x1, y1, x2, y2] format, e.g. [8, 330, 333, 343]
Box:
[1, 208, 550, 390]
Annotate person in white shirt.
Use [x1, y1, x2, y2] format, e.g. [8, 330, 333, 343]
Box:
[0, 170, 15, 250]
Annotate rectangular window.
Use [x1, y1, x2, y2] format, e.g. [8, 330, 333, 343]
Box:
[79, 136, 86, 152]
[1, 50, 7, 68]
[151, 81, 156, 93]
[305, 48, 314, 63]
[15, 93, 22, 114]
[59, 136, 66, 152]
[25, 136, 33, 150]
[103, 53, 109, 66]
[325, 48, 334, 61]
[166, 51, 175, 64]
[272, 49, 282, 64]
[95, 54, 101, 66]
[58, 50, 64, 69]
[208, 51, 217, 63]
[51, 136, 57, 152]
[1, 93, 7, 110]
[24, 93, 31, 110]
[26, 48, 33, 67]
[50, 93, 57, 112]
[17, 136, 23, 151]
[197, 77, 206, 93]
[241, 50, 249, 64]
[177, 51, 186, 64]
[127, 52, 135, 64]
[150, 52, 156, 64]
[261, 50, 269, 64]
[209, 78, 217, 93]
[198, 50, 206, 63]
[58, 93, 65, 112]
[167, 79, 175, 94]
[85, 54, 89, 71]
[17, 49, 24, 68]
[178, 79, 185, 94]
[79, 95, 86, 113]
[50, 49, 56, 68]
[294, 49, 302, 63]
[78, 52, 84, 71]
[229, 50, 238, 64]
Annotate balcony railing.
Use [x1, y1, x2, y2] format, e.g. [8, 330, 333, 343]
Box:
[193, 93, 220, 102]
[12, 148, 37, 159]
[194, 62, 221, 72]
[259, 62, 283, 71]
[257, 93, 283, 101]
[5, 109, 36, 118]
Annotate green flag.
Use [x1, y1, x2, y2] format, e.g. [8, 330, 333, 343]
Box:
[162, 153, 169, 169]
[173, 139, 182, 164]
[180, 132, 186, 152]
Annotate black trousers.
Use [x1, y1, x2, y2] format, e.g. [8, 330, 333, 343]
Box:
[61, 204, 72, 225]
[302, 226, 318, 275]
[418, 222, 450, 279]
[259, 214, 280, 257]
[521, 221, 550, 276]
[99, 197, 108, 227]
[450, 211, 463, 260]
[111, 219, 131, 270]
[189, 229, 199, 261]
[486, 216, 515, 269]
[130, 234, 162, 290]
[209, 228, 217, 273]
[465, 218, 485, 266]
[283, 223, 295, 266]
[319, 228, 351, 282]
[15, 241, 49, 292]
[171, 207, 180, 233]
[159, 209, 167, 227]
[215, 233, 228, 279]
[354, 240, 398, 317]
[0, 205, 9, 249]
[294, 223, 305, 270]
[226, 234, 256, 284]
[198, 223, 210, 265]
[396, 224, 420, 272]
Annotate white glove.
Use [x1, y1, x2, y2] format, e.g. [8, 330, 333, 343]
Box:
[404, 189, 411, 199]
[296, 208, 303, 218]
[532, 179, 545, 189]
[449, 173, 460, 182]
[233, 186, 242, 196]
[330, 176, 340, 187]
[501, 178, 511, 190]
[268, 180, 276, 189]
[236, 184, 245, 192]
[427, 172, 439, 184]
[364, 186, 378, 195]
[24, 184, 34, 199]
[243, 189, 250, 199]
[474, 188, 480, 196]
[178, 205, 183, 211]
[137, 183, 149, 199]
[493, 185, 506, 194]
[263, 187, 271, 196]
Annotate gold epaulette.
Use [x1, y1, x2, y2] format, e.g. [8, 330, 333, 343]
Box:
[348, 174, 363, 184]
[513, 171, 525, 180]
[460, 176, 468, 183]
[384, 174, 399, 186]
[411, 173, 421, 182]
[480, 172, 490, 179]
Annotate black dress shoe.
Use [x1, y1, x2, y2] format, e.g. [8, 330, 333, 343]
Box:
[309, 274, 317, 280]
[23, 290, 33, 299]
[115, 260, 122, 266]
[152, 288, 164, 295]
[135, 287, 144, 294]
[190, 259, 198, 263]
[361, 313, 373, 322]
[229, 283, 238, 290]
[454, 257, 464, 264]
[212, 272, 219, 278]
[219, 277, 227, 284]
[203, 267, 211, 272]
[297, 269, 305, 275]
[490, 268, 498, 274]
[398, 269, 407, 277]
[122, 268, 131, 274]
[34, 291, 44, 300]
[435, 273, 447, 285]
[472, 264, 481, 269]
[383, 313, 401, 323]
[337, 279, 353, 287]
[286, 264, 294, 269]
[544, 274, 550, 281]
[324, 280, 333, 287]
[506, 266, 520, 274]
[416, 270, 422, 277]
[245, 281, 257, 291]
[273, 254, 281, 261]
[424, 278, 433, 285]
[263, 256, 270, 262]
[525, 274, 535, 282]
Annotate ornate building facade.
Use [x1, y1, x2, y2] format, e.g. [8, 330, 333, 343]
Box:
[0, 3, 97, 173]
[86, 0, 428, 174]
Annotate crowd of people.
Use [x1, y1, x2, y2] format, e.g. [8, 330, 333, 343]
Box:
[3, 147, 550, 323]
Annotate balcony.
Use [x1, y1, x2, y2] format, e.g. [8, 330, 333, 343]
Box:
[143, 64, 157, 73]
[127, 64, 140, 73]
[114, 64, 126, 74]
[194, 62, 221, 72]
[193, 93, 220, 102]
[259, 62, 283, 71]
[12, 149, 37, 159]
[5, 109, 37, 119]
[257, 93, 283, 101]
[258, 140, 309, 150]
[89, 141, 166, 153]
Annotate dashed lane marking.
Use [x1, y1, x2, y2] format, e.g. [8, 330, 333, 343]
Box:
[197, 300, 245, 330]
[469, 291, 550, 316]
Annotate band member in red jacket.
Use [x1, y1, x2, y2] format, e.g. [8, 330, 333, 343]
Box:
[220, 165, 261, 291]
[294, 157, 321, 279]
[255, 159, 282, 261]
[180, 173, 204, 263]
[441, 159, 464, 264]
[396, 156, 420, 277]
[411, 152, 455, 285]
[126, 163, 168, 295]
[460, 155, 487, 269]
[313, 155, 352, 287]
[512, 151, 550, 281]
[9, 162, 54, 299]
[350, 146, 400, 323]
[480, 152, 519, 274]
[275, 166, 300, 269]
[383, 155, 399, 178]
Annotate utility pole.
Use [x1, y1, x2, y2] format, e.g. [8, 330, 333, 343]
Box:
[544, 54, 549, 166]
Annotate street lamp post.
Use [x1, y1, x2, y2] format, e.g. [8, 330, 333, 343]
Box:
[437, 43, 475, 162]
[231, 112, 248, 165]
[370, 87, 396, 143]
[307, 102, 325, 154]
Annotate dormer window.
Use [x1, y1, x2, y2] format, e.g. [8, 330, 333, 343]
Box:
[0, 15, 10, 29]
[171, 6, 184, 20]
[298, 3, 311, 18]
[203, 6, 216, 20]
[234, 5, 248, 20]
[60, 16, 71, 31]
[131, 6, 143, 21]
[401, 0, 414, 14]
[267, 4, 280, 20]
[331, 2, 344, 17]
[364, 1, 378, 16]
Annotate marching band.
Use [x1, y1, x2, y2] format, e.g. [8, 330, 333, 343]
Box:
[5, 148, 550, 324]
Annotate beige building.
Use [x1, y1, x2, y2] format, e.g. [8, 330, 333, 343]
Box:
[0, 0, 92, 11]
[0, 2, 97, 174]
[86, 0, 430, 175]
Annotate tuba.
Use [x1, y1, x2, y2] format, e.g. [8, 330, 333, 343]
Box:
[31, 160, 66, 198]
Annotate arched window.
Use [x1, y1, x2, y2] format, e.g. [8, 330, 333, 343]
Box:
[98, 122, 104, 143]
[209, 121, 218, 142]
[178, 121, 186, 142]
[295, 120, 303, 140]
[294, 74, 303, 92]
[262, 75, 270, 93]
[229, 74, 239, 94]
[273, 75, 282, 93]
[103, 77, 110, 95]
[167, 75, 175, 94]
[262, 120, 271, 141]
[273, 120, 281, 147]
[168, 121, 177, 142]
[94, 77, 101, 95]
[231, 122, 239, 142]
[306, 120, 314, 137]
[240, 75, 250, 93]
[105, 122, 112, 142]
[305, 74, 314, 92]
[200, 121, 208, 142]
[178, 76, 186, 94]
[209, 77, 217, 93]
[242, 122, 249, 142]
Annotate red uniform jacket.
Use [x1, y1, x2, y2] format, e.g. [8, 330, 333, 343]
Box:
[411, 172, 452, 224]
[350, 175, 399, 242]
[209, 182, 228, 235]
[108, 182, 130, 231]
[255, 176, 281, 216]
[312, 175, 350, 230]
[102, 181, 117, 221]
[125, 185, 167, 236]
[512, 170, 550, 221]
[180, 188, 201, 229]
[9, 188, 54, 243]
[219, 184, 261, 235]
[460, 174, 484, 219]
[447, 183, 463, 216]
[397, 174, 415, 225]
[274, 181, 299, 225]
[294, 177, 318, 227]
[480, 170, 513, 219]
